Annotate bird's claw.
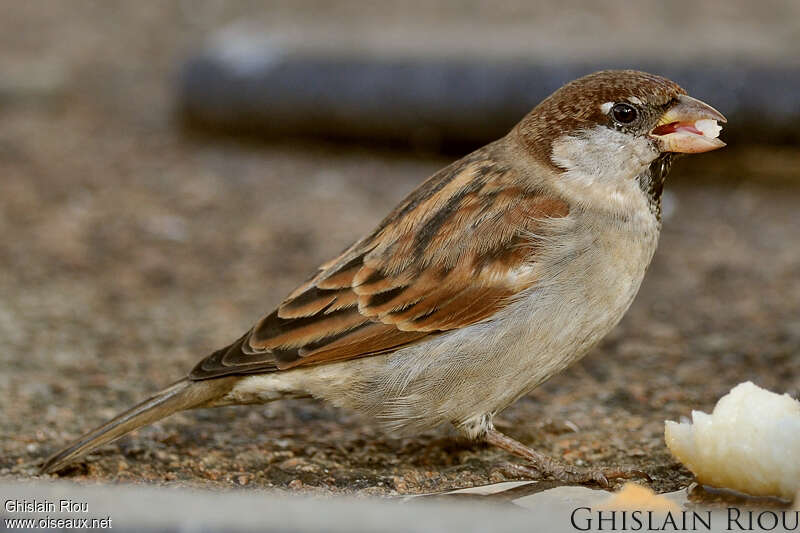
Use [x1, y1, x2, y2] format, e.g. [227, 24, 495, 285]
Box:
[499, 461, 650, 487]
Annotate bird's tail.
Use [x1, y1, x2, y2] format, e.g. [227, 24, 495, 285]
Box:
[39, 377, 236, 474]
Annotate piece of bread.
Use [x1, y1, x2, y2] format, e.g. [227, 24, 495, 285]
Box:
[665, 381, 800, 501]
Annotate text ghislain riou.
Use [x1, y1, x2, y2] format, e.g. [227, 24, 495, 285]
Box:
[570, 507, 800, 531]
[5, 499, 88, 513]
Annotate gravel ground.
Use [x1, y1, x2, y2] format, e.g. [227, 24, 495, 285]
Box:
[1, 2, 799, 497]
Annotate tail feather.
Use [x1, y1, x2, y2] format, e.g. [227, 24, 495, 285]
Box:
[40, 377, 235, 474]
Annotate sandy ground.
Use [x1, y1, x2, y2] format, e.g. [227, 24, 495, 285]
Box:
[1, 2, 798, 496]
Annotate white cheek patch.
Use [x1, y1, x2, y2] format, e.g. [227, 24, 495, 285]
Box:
[550, 126, 658, 184]
[694, 119, 722, 139]
[600, 102, 613, 114]
[549, 127, 660, 216]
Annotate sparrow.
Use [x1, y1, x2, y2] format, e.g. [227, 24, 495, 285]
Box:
[41, 70, 726, 484]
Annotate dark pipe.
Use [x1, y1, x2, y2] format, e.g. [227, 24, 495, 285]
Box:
[177, 39, 800, 151]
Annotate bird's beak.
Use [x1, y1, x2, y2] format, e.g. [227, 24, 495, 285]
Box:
[649, 94, 727, 153]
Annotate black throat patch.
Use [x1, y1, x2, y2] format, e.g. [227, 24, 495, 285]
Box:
[637, 153, 674, 221]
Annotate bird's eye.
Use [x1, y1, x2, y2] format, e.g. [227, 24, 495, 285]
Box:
[611, 103, 638, 124]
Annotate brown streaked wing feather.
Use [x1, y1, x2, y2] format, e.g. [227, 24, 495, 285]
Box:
[189, 142, 569, 380]
[288, 323, 431, 367]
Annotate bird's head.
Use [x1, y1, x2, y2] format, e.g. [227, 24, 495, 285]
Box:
[515, 70, 726, 214]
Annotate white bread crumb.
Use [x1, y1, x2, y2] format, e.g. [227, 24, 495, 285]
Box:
[694, 119, 722, 139]
[665, 381, 800, 501]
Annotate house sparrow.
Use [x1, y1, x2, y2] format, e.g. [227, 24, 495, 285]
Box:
[41, 70, 726, 484]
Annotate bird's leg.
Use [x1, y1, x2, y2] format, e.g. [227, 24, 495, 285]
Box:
[484, 427, 649, 487]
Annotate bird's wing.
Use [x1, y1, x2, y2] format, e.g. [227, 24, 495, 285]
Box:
[190, 144, 569, 379]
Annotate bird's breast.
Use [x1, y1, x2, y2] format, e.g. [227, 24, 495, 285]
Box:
[501, 208, 661, 390]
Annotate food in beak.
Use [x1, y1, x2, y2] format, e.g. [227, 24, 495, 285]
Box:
[651, 119, 722, 140]
[695, 119, 723, 139]
[649, 94, 726, 154]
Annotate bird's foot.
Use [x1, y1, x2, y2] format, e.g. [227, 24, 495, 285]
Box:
[485, 428, 650, 488]
[499, 461, 649, 487]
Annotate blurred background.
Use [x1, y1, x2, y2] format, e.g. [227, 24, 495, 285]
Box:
[1, 1, 798, 494]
